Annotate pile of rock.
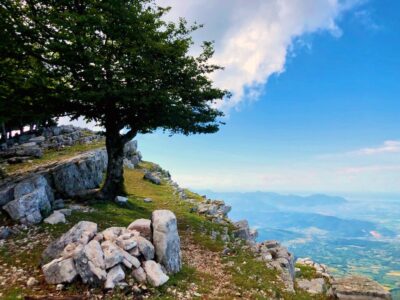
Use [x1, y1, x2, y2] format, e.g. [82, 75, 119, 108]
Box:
[0, 125, 103, 163]
[42, 125, 103, 150]
[42, 210, 181, 290]
[123, 140, 142, 169]
[251, 240, 295, 292]
[296, 257, 332, 280]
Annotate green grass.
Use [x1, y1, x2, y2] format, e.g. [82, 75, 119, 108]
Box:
[5, 140, 105, 174]
[296, 263, 319, 280]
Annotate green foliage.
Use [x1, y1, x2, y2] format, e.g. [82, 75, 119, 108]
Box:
[0, 1, 60, 137]
[295, 263, 319, 280]
[5, 0, 229, 136]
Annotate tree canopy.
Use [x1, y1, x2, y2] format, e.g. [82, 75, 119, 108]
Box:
[3, 0, 229, 198]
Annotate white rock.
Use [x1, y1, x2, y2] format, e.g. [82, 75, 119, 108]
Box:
[42, 257, 78, 284]
[102, 227, 125, 241]
[61, 242, 83, 259]
[144, 198, 153, 203]
[74, 240, 107, 285]
[56, 284, 64, 291]
[297, 278, 325, 294]
[42, 221, 97, 262]
[101, 241, 124, 269]
[134, 236, 155, 261]
[128, 219, 152, 240]
[44, 211, 66, 225]
[143, 260, 169, 287]
[115, 237, 137, 251]
[115, 196, 128, 204]
[121, 249, 141, 269]
[105, 265, 125, 289]
[27, 277, 39, 287]
[4, 178, 53, 225]
[132, 267, 147, 283]
[152, 210, 181, 273]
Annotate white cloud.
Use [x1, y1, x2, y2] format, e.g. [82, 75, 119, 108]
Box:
[339, 164, 400, 175]
[354, 140, 400, 155]
[161, 0, 363, 110]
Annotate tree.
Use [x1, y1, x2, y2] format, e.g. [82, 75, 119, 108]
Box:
[13, 0, 229, 199]
[0, 0, 60, 142]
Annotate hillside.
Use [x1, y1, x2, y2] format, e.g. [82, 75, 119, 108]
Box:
[0, 129, 392, 300]
[0, 142, 330, 299]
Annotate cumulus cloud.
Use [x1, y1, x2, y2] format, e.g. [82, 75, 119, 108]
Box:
[162, 0, 363, 109]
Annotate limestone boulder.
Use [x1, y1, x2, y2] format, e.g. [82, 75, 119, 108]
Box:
[74, 240, 107, 286]
[105, 265, 125, 289]
[332, 276, 392, 300]
[0, 186, 14, 206]
[297, 278, 326, 294]
[144, 172, 161, 185]
[3, 186, 52, 224]
[134, 236, 155, 261]
[233, 220, 257, 242]
[52, 149, 107, 197]
[102, 227, 126, 241]
[42, 257, 78, 284]
[115, 196, 128, 204]
[143, 260, 169, 287]
[102, 241, 125, 269]
[44, 211, 66, 225]
[152, 210, 181, 274]
[128, 219, 151, 240]
[42, 221, 97, 262]
[132, 267, 147, 283]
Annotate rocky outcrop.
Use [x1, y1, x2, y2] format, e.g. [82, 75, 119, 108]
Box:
[233, 220, 257, 242]
[252, 240, 295, 292]
[51, 150, 107, 197]
[296, 257, 332, 281]
[0, 149, 107, 224]
[297, 278, 326, 294]
[41, 211, 180, 290]
[295, 258, 392, 299]
[332, 276, 392, 300]
[3, 175, 53, 224]
[143, 171, 161, 185]
[0, 126, 103, 162]
[152, 210, 182, 274]
[123, 140, 142, 169]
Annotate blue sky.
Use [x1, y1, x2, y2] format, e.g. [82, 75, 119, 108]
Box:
[64, 0, 400, 194]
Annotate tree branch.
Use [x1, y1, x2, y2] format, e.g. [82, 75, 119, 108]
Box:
[121, 128, 137, 144]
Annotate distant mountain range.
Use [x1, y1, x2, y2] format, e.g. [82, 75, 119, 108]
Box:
[199, 191, 348, 209]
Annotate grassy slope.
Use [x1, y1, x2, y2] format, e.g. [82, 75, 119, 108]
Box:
[0, 146, 328, 299]
[4, 140, 105, 175]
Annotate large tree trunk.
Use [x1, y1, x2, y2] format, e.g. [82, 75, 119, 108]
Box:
[99, 129, 126, 200]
